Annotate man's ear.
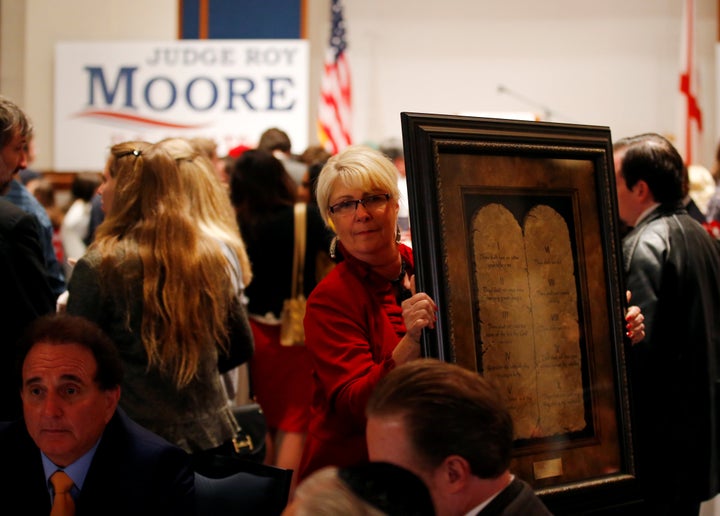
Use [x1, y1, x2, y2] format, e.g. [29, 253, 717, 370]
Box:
[103, 386, 121, 424]
[633, 179, 654, 203]
[439, 455, 473, 494]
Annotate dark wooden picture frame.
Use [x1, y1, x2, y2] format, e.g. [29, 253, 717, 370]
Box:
[400, 112, 641, 514]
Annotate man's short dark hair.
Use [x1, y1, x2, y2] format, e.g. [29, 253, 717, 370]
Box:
[613, 133, 684, 204]
[339, 461, 435, 516]
[71, 173, 102, 202]
[367, 358, 514, 478]
[16, 313, 123, 391]
[257, 127, 292, 153]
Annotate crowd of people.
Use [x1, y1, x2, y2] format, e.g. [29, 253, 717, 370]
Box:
[6, 89, 720, 516]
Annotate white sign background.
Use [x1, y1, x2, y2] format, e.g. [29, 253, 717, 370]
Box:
[55, 40, 308, 171]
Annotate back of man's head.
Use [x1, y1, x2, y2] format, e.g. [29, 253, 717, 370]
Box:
[257, 127, 292, 154]
[0, 95, 32, 149]
[367, 358, 513, 478]
[71, 173, 102, 202]
[613, 133, 684, 205]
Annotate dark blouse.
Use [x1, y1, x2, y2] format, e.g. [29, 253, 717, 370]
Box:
[241, 203, 334, 318]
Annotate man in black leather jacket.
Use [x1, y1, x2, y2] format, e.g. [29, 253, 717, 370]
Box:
[614, 133, 720, 516]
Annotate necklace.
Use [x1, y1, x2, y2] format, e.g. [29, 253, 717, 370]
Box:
[390, 257, 406, 285]
[391, 257, 411, 304]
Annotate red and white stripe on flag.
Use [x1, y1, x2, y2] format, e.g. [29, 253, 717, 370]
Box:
[678, 0, 703, 165]
[318, 0, 352, 155]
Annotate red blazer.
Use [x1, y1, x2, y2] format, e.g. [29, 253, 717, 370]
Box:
[297, 243, 414, 481]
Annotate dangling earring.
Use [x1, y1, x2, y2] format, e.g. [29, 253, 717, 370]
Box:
[329, 236, 338, 259]
[396, 225, 402, 243]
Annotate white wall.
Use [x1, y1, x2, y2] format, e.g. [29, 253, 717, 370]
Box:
[345, 0, 718, 168]
[0, 0, 177, 170]
[1, 0, 718, 170]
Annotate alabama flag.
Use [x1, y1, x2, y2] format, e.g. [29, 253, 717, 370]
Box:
[678, 0, 703, 165]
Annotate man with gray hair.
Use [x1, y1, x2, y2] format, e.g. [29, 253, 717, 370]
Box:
[0, 95, 65, 299]
[0, 96, 56, 419]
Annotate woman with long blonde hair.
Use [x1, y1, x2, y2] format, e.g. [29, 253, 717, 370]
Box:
[158, 136, 253, 397]
[158, 137, 251, 287]
[67, 140, 253, 452]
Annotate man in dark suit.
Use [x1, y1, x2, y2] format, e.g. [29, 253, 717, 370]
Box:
[0, 95, 66, 300]
[0, 313, 195, 515]
[0, 197, 55, 420]
[366, 359, 552, 516]
[614, 133, 720, 515]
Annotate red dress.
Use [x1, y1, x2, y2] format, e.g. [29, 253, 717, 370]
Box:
[296, 243, 413, 481]
[243, 204, 333, 434]
[249, 319, 313, 433]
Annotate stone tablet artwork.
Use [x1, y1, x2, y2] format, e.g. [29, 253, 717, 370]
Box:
[401, 113, 634, 510]
[472, 203, 584, 439]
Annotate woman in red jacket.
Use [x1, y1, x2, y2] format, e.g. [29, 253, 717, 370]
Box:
[297, 145, 437, 481]
[297, 145, 647, 483]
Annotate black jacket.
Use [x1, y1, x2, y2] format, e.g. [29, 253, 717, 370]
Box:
[623, 204, 720, 504]
[0, 198, 55, 420]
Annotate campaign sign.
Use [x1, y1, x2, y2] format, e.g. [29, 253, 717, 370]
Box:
[55, 40, 309, 171]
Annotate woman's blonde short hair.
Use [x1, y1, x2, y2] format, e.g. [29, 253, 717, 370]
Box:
[315, 145, 401, 227]
[291, 467, 385, 516]
[292, 462, 435, 516]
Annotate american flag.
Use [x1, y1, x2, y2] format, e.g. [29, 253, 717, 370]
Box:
[318, 0, 352, 154]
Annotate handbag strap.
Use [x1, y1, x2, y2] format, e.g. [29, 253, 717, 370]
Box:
[292, 203, 307, 298]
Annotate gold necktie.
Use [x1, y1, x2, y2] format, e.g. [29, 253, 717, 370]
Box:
[50, 470, 75, 516]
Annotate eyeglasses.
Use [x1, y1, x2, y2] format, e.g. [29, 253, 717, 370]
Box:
[329, 193, 390, 216]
